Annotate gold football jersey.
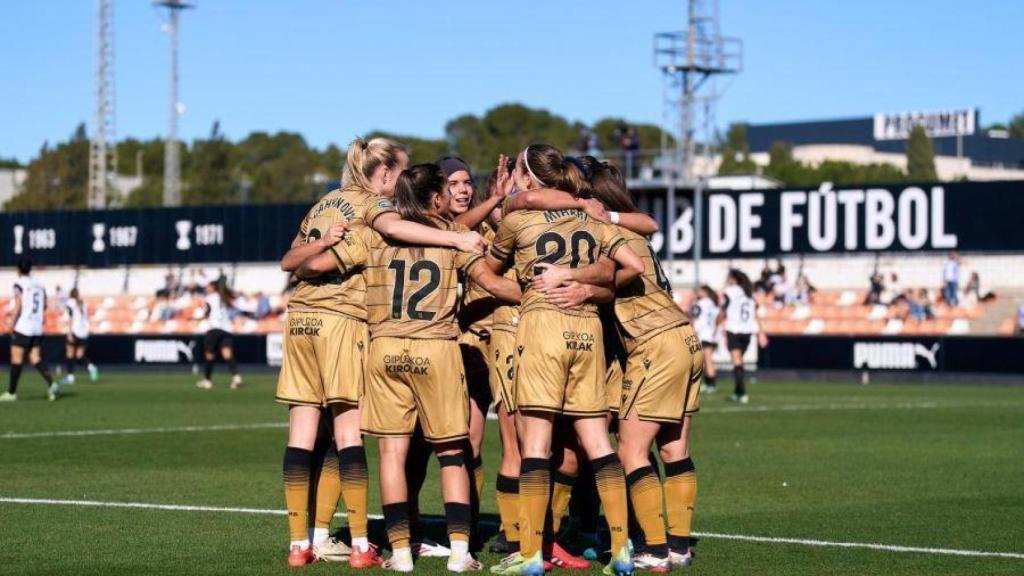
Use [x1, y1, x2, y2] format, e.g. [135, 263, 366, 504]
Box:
[287, 186, 397, 319]
[490, 208, 626, 317]
[612, 226, 688, 351]
[330, 217, 484, 340]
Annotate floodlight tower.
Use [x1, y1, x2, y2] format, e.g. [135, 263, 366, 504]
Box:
[88, 0, 117, 209]
[654, 0, 741, 284]
[154, 0, 194, 207]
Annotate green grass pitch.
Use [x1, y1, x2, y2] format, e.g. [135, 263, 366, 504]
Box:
[1, 371, 1023, 575]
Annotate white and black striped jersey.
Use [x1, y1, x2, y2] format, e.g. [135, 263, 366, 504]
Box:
[691, 295, 720, 344]
[66, 299, 90, 339]
[13, 277, 46, 336]
[723, 284, 758, 334]
[204, 292, 233, 333]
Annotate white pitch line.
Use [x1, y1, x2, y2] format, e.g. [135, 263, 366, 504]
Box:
[691, 531, 1024, 560]
[0, 422, 286, 440]
[1, 497, 1022, 561]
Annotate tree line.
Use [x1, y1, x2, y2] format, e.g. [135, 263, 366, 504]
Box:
[4, 105, 1021, 211]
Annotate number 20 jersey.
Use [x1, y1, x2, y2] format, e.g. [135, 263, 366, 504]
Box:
[287, 185, 397, 320]
[329, 217, 484, 340]
[489, 209, 626, 318]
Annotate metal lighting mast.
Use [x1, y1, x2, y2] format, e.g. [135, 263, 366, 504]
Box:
[154, 0, 193, 207]
[89, 0, 117, 209]
[654, 0, 741, 285]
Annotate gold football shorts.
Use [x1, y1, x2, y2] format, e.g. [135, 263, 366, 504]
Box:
[361, 337, 469, 443]
[275, 311, 367, 407]
[514, 310, 606, 417]
[489, 328, 517, 413]
[458, 329, 493, 412]
[619, 324, 704, 423]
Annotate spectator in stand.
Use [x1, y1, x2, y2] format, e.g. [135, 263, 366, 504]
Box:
[942, 251, 960, 306]
[864, 272, 884, 305]
[621, 127, 640, 178]
[880, 273, 903, 306]
[157, 270, 177, 298]
[770, 263, 788, 305]
[908, 289, 935, 322]
[754, 264, 773, 294]
[962, 271, 995, 305]
[255, 292, 272, 319]
[793, 273, 815, 305]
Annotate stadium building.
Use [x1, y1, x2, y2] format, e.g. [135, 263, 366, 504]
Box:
[744, 108, 1024, 181]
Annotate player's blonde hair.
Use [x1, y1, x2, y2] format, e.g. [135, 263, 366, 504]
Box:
[342, 137, 407, 191]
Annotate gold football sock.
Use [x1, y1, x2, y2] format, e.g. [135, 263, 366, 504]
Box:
[592, 453, 629, 555]
[518, 457, 551, 558]
[283, 447, 313, 543]
[550, 470, 577, 536]
[445, 502, 473, 543]
[338, 446, 369, 540]
[495, 474, 521, 544]
[664, 458, 697, 551]
[626, 465, 668, 555]
[314, 445, 342, 531]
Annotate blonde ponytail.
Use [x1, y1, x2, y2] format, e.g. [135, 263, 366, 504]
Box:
[342, 137, 407, 191]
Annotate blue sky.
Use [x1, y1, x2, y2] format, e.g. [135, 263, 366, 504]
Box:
[1, 0, 1021, 162]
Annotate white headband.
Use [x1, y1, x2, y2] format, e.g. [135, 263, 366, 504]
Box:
[522, 146, 547, 187]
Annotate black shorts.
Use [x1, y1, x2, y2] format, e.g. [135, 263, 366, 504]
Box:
[701, 340, 717, 349]
[204, 329, 233, 353]
[68, 334, 89, 347]
[11, 332, 42, 350]
[725, 332, 752, 353]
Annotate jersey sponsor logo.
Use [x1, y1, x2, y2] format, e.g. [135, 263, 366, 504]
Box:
[562, 330, 594, 352]
[288, 316, 322, 337]
[383, 350, 431, 375]
[683, 330, 702, 354]
[134, 339, 195, 363]
[853, 342, 939, 370]
[377, 198, 395, 211]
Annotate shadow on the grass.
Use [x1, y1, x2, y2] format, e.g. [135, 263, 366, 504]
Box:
[331, 513, 503, 553]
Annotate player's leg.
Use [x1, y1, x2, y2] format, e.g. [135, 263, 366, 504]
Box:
[79, 341, 98, 382]
[494, 402, 522, 553]
[29, 343, 58, 401]
[404, 427, 435, 556]
[657, 417, 697, 568]
[573, 416, 631, 570]
[435, 441, 480, 572]
[2, 342, 26, 400]
[332, 403, 374, 560]
[516, 411, 555, 569]
[730, 345, 746, 401]
[63, 337, 76, 384]
[618, 413, 668, 570]
[379, 436, 414, 572]
[284, 405, 321, 566]
[310, 414, 350, 561]
[221, 336, 242, 388]
[701, 343, 717, 393]
[197, 331, 215, 389]
[546, 430, 589, 570]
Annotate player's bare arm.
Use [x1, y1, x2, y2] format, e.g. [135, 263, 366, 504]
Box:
[373, 212, 486, 254]
[468, 264, 521, 304]
[532, 245, 643, 292]
[295, 250, 338, 280]
[280, 222, 348, 272]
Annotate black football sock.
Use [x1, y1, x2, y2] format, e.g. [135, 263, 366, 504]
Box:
[204, 359, 214, 380]
[8, 363, 23, 394]
[734, 365, 746, 396]
[34, 363, 53, 385]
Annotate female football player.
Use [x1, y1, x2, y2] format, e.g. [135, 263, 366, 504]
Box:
[299, 163, 521, 572]
[720, 269, 767, 404]
[62, 288, 98, 384]
[693, 285, 721, 393]
[485, 144, 644, 576]
[534, 161, 705, 569]
[277, 138, 486, 568]
[195, 278, 241, 390]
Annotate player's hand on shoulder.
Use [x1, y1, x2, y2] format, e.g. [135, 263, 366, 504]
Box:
[323, 222, 348, 246]
[455, 231, 487, 254]
[580, 198, 609, 223]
